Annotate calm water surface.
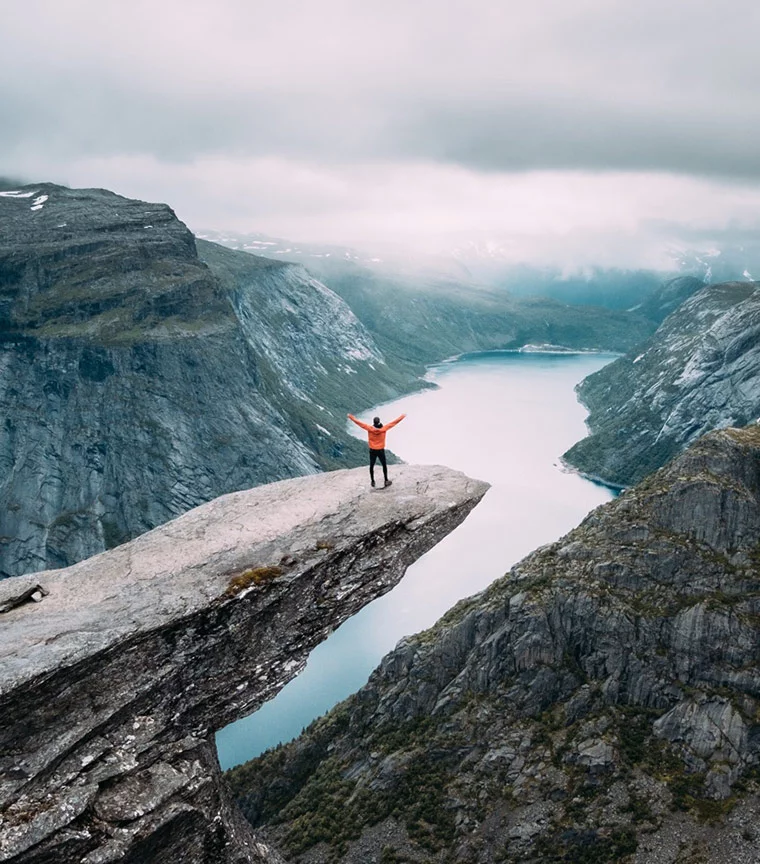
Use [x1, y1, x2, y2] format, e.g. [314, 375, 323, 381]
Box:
[216, 351, 616, 768]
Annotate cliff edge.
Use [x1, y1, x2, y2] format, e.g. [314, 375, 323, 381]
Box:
[0, 464, 488, 864]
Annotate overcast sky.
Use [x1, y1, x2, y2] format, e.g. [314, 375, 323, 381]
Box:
[3, 0, 760, 265]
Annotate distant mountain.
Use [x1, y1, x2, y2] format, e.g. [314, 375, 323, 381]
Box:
[200, 232, 657, 361]
[196, 229, 375, 267]
[564, 280, 760, 486]
[302, 259, 655, 365]
[0, 184, 414, 578]
[203, 228, 760, 314]
[451, 236, 760, 302]
[195, 229, 478, 282]
[199, 230, 673, 311]
[449, 244, 670, 310]
[633, 274, 706, 324]
[670, 242, 760, 284]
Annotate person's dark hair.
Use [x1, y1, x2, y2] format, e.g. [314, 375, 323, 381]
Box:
[373, 417, 382, 428]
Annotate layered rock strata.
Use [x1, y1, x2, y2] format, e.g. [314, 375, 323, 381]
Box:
[0, 464, 488, 863]
[231, 427, 760, 864]
[564, 281, 760, 486]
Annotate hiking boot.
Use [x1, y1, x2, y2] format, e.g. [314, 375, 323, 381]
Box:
[384, 479, 392, 487]
[371, 479, 376, 487]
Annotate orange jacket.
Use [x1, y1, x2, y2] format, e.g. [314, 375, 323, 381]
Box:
[348, 413, 406, 449]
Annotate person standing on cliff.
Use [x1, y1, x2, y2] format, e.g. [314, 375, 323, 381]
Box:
[347, 412, 406, 488]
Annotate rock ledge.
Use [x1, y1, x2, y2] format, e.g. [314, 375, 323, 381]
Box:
[0, 464, 488, 864]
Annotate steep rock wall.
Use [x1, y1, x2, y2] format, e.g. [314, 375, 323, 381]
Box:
[564, 281, 760, 486]
[0, 185, 415, 578]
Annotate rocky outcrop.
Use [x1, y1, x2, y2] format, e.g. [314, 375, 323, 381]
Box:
[230, 427, 760, 864]
[0, 464, 488, 863]
[0, 184, 415, 578]
[564, 281, 760, 486]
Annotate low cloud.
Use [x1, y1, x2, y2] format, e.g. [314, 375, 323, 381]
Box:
[3, 0, 760, 263]
[18, 153, 758, 269]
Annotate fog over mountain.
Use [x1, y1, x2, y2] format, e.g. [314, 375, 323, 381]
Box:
[199, 226, 760, 311]
[3, 0, 760, 272]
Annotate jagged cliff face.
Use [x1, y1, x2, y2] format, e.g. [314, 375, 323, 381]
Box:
[0, 185, 414, 578]
[195, 240, 419, 422]
[564, 281, 760, 487]
[0, 464, 488, 864]
[230, 427, 760, 864]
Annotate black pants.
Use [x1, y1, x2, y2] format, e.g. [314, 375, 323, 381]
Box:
[369, 448, 387, 482]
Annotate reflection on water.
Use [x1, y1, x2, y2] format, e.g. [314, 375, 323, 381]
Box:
[216, 351, 617, 768]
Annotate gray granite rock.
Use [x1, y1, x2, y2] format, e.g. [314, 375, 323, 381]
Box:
[0, 464, 488, 863]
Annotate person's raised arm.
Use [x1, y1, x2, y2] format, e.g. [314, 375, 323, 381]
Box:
[347, 413, 372, 432]
[383, 413, 407, 430]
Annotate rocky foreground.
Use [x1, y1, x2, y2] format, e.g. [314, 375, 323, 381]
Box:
[230, 426, 760, 864]
[564, 281, 760, 487]
[0, 465, 488, 864]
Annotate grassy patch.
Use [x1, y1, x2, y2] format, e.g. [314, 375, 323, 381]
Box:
[689, 795, 738, 824]
[617, 708, 661, 766]
[366, 715, 434, 754]
[380, 846, 409, 864]
[276, 750, 456, 860]
[623, 791, 654, 824]
[225, 565, 283, 596]
[646, 747, 733, 820]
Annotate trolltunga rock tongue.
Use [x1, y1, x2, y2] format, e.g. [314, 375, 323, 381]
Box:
[0, 464, 488, 864]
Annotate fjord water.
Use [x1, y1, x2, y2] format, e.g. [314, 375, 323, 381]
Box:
[216, 351, 617, 769]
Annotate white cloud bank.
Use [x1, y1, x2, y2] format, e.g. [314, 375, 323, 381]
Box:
[15, 153, 759, 268]
[3, 0, 760, 265]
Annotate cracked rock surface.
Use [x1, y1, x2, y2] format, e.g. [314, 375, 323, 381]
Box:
[0, 464, 488, 863]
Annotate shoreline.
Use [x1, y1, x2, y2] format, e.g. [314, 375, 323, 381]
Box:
[558, 455, 626, 493]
